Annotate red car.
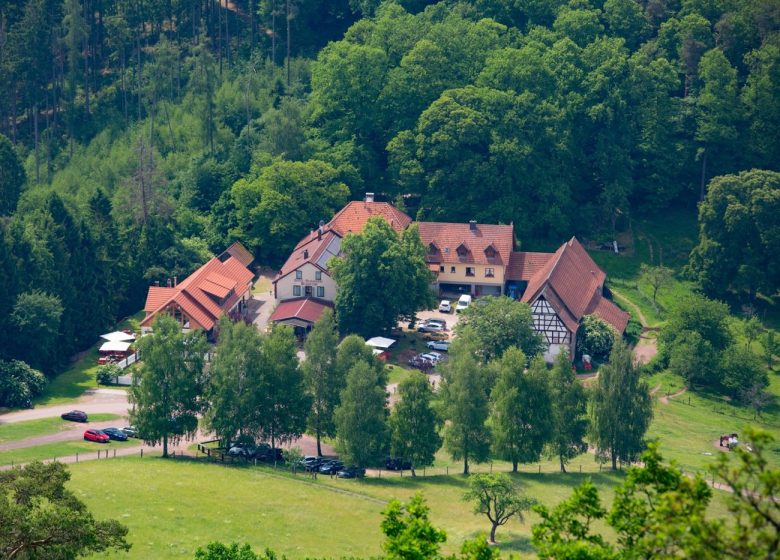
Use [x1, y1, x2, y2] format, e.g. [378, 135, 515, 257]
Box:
[84, 429, 109, 443]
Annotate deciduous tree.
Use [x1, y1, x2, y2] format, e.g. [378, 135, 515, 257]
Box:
[547, 350, 588, 472]
[130, 315, 207, 457]
[590, 340, 653, 470]
[639, 264, 673, 306]
[389, 370, 441, 476]
[303, 309, 343, 456]
[490, 351, 552, 472]
[464, 473, 536, 545]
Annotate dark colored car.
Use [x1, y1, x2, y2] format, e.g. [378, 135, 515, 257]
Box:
[61, 410, 88, 423]
[102, 427, 129, 441]
[337, 466, 365, 479]
[299, 456, 322, 470]
[121, 426, 139, 438]
[254, 446, 283, 462]
[319, 461, 345, 474]
[83, 429, 109, 443]
[385, 457, 412, 471]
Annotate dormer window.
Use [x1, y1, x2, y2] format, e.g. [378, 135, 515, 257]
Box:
[428, 243, 439, 255]
[484, 245, 496, 259]
[456, 243, 469, 258]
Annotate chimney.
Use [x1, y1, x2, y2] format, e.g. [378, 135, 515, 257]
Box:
[166, 278, 171, 288]
[318, 220, 324, 240]
[469, 220, 477, 231]
[303, 249, 309, 259]
[155, 280, 160, 287]
[174, 276, 177, 287]
[365, 192, 375, 203]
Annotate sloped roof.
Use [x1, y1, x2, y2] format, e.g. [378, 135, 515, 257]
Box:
[521, 237, 628, 334]
[507, 251, 555, 281]
[219, 241, 255, 268]
[141, 252, 255, 331]
[328, 201, 412, 236]
[276, 230, 340, 281]
[417, 222, 514, 266]
[270, 298, 333, 324]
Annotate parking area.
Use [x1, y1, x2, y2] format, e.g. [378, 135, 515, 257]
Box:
[412, 306, 460, 337]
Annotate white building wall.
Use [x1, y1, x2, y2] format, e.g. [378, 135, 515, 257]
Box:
[275, 262, 338, 302]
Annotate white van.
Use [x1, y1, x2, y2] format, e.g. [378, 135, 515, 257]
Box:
[455, 294, 472, 313]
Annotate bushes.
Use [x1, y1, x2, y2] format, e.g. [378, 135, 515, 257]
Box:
[96, 364, 123, 385]
[576, 315, 618, 360]
[0, 359, 46, 407]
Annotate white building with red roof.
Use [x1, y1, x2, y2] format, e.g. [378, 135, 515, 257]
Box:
[141, 242, 255, 337]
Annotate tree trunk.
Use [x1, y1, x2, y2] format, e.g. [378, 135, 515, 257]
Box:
[699, 148, 707, 201]
[163, 433, 169, 458]
[286, 0, 291, 87]
[611, 452, 617, 471]
[560, 455, 566, 473]
[463, 455, 469, 475]
[271, 0, 276, 65]
[33, 104, 39, 183]
[512, 459, 518, 473]
[489, 522, 498, 545]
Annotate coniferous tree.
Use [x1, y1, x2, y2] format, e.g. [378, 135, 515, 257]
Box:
[0, 134, 24, 215]
[590, 340, 653, 470]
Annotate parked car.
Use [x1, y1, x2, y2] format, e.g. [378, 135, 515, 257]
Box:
[337, 466, 366, 479]
[438, 300, 452, 313]
[408, 355, 435, 371]
[61, 410, 88, 423]
[417, 319, 446, 333]
[426, 340, 451, 352]
[455, 294, 472, 313]
[102, 427, 128, 441]
[299, 456, 323, 471]
[255, 446, 283, 462]
[83, 429, 109, 443]
[121, 426, 139, 438]
[385, 457, 412, 471]
[228, 445, 250, 457]
[319, 460, 345, 474]
[420, 352, 443, 364]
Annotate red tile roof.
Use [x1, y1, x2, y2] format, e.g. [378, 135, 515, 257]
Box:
[417, 222, 514, 266]
[328, 201, 412, 236]
[141, 252, 255, 331]
[219, 241, 255, 268]
[521, 237, 628, 334]
[276, 230, 339, 281]
[507, 251, 554, 281]
[270, 298, 333, 324]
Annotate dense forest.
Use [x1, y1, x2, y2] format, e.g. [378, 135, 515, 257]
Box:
[0, 0, 778, 375]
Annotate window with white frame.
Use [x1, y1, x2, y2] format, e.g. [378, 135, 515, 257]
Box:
[293, 285, 301, 296]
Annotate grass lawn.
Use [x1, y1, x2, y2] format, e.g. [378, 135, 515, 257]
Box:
[386, 364, 413, 386]
[65, 453, 737, 560]
[35, 311, 145, 406]
[646, 370, 780, 473]
[0, 438, 136, 466]
[0, 413, 121, 445]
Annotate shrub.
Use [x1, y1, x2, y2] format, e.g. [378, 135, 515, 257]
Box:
[0, 359, 46, 407]
[577, 315, 618, 360]
[96, 364, 122, 385]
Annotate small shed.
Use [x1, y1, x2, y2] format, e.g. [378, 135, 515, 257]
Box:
[365, 336, 396, 361]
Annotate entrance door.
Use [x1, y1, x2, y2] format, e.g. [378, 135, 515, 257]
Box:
[305, 286, 313, 297]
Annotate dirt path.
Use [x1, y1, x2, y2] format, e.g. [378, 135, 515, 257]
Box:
[0, 389, 130, 425]
[0, 419, 131, 451]
[649, 383, 662, 396]
[611, 288, 658, 364]
[611, 288, 649, 327]
[660, 387, 687, 405]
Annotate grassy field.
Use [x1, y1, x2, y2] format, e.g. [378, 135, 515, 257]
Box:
[64, 452, 739, 560]
[35, 312, 145, 405]
[0, 438, 138, 466]
[0, 413, 121, 445]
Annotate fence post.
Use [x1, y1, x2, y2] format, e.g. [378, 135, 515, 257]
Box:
[446, 466, 448, 475]
[423, 467, 425, 477]
[490, 463, 493, 473]
[538, 464, 541, 474]
[114, 449, 116, 458]
[76, 453, 78, 463]
[580, 464, 582, 473]
[140, 448, 143, 458]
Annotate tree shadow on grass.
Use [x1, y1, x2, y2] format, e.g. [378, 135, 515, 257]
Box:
[496, 534, 536, 554]
[361, 472, 471, 490]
